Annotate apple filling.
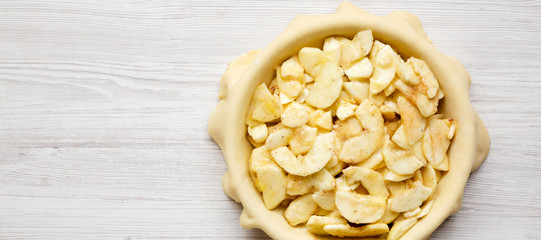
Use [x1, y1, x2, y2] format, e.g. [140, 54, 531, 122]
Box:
[245, 30, 455, 239]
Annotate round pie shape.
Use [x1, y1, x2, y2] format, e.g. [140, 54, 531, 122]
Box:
[209, 2, 490, 239]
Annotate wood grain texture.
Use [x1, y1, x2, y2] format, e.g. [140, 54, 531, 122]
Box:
[0, 0, 540, 239]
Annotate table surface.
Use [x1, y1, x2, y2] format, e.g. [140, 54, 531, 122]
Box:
[1, 1, 540, 239]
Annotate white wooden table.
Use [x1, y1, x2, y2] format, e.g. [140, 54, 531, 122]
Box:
[1, 1, 540, 239]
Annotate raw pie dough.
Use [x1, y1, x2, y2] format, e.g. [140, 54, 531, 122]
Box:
[209, 2, 489, 240]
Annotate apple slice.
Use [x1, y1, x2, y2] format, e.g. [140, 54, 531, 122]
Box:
[398, 96, 427, 145]
[389, 181, 432, 212]
[249, 146, 287, 210]
[249, 83, 284, 122]
[335, 190, 387, 224]
[369, 44, 397, 94]
[339, 100, 384, 163]
[352, 29, 374, 58]
[284, 194, 318, 226]
[306, 61, 344, 109]
[286, 168, 336, 196]
[306, 215, 347, 235]
[323, 223, 389, 238]
[271, 133, 334, 176]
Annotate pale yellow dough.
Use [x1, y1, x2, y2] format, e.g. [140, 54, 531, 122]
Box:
[208, 2, 490, 240]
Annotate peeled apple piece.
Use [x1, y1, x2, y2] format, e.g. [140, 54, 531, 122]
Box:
[352, 29, 374, 58]
[284, 194, 318, 226]
[286, 169, 336, 196]
[377, 199, 400, 224]
[249, 146, 287, 210]
[339, 100, 384, 163]
[265, 127, 293, 150]
[398, 96, 427, 145]
[306, 215, 348, 235]
[408, 57, 439, 98]
[280, 56, 304, 81]
[396, 61, 420, 85]
[298, 47, 329, 77]
[323, 223, 389, 238]
[312, 191, 336, 211]
[289, 125, 317, 155]
[338, 38, 362, 67]
[335, 190, 387, 224]
[369, 44, 397, 94]
[306, 61, 344, 109]
[344, 57, 373, 81]
[388, 216, 418, 240]
[343, 81, 370, 104]
[249, 83, 284, 122]
[390, 181, 433, 212]
[323, 36, 343, 63]
[247, 123, 268, 143]
[276, 67, 304, 99]
[272, 133, 335, 176]
[423, 117, 452, 166]
[280, 101, 309, 128]
[343, 166, 389, 197]
[383, 139, 423, 175]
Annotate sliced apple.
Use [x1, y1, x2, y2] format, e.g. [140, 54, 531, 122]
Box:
[272, 133, 334, 176]
[249, 83, 284, 122]
[306, 61, 344, 109]
[312, 191, 337, 211]
[421, 165, 437, 191]
[280, 56, 304, 81]
[249, 146, 287, 209]
[323, 223, 389, 238]
[343, 166, 389, 197]
[289, 125, 317, 155]
[417, 198, 434, 219]
[324, 153, 346, 176]
[383, 139, 423, 175]
[391, 124, 412, 149]
[389, 181, 432, 212]
[377, 199, 400, 224]
[344, 57, 373, 81]
[396, 61, 420, 85]
[339, 100, 384, 163]
[369, 44, 397, 94]
[388, 216, 417, 240]
[355, 147, 385, 170]
[398, 96, 427, 145]
[306, 215, 347, 235]
[343, 81, 370, 104]
[323, 36, 343, 63]
[416, 92, 439, 117]
[286, 168, 336, 196]
[265, 127, 293, 150]
[316, 110, 333, 130]
[298, 47, 329, 77]
[423, 118, 452, 166]
[276, 67, 304, 99]
[408, 57, 439, 98]
[335, 190, 387, 224]
[284, 194, 318, 226]
[280, 101, 309, 128]
[336, 101, 357, 120]
[338, 38, 362, 67]
[352, 29, 374, 58]
[295, 87, 310, 104]
[247, 123, 268, 143]
[383, 169, 413, 182]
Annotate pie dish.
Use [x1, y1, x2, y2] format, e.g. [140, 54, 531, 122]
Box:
[208, 2, 490, 239]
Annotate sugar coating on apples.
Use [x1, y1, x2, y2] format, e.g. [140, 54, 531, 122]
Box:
[246, 30, 455, 239]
